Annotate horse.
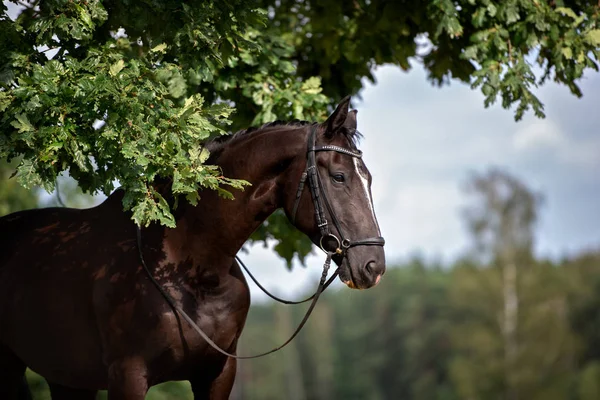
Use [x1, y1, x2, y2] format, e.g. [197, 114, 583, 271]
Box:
[0, 96, 386, 399]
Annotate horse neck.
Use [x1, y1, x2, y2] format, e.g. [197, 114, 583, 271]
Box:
[164, 126, 308, 269]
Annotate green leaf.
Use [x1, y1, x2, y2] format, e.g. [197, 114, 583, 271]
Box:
[79, 8, 93, 29]
[505, 6, 520, 24]
[16, 159, 43, 188]
[585, 30, 600, 46]
[481, 83, 494, 97]
[151, 43, 168, 53]
[199, 147, 210, 163]
[0, 92, 12, 112]
[168, 73, 187, 98]
[10, 114, 35, 133]
[293, 102, 304, 119]
[462, 46, 478, 60]
[555, 7, 577, 20]
[109, 59, 125, 77]
[153, 190, 176, 227]
[301, 77, 323, 94]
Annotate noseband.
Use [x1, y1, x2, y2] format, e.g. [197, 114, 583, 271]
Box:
[291, 125, 385, 256]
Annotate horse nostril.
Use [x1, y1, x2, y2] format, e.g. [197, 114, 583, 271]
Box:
[365, 260, 375, 276]
[365, 260, 384, 278]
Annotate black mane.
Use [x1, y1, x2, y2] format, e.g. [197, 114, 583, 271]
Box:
[207, 120, 313, 148]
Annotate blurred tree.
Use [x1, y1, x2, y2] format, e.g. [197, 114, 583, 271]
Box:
[275, 304, 307, 400]
[370, 263, 457, 400]
[578, 362, 600, 400]
[566, 252, 600, 400]
[297, 303, 335, 400]
[329, 288, 386, 400]
[226, 250, 600, 399]
[449, 261, 580, 400]
[452, 169, 581, 400]
[462, 169, 541, 262]
[449, 262, 506, 399]
[2, 0, 599, 265]
[235, 304, 289, 400]
[234, 262, 459, 400]
[463, 169, 541, 399]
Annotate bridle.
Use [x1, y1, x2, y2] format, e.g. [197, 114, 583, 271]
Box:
[137, 124, 385, 359]
[291, 125, 385, 257]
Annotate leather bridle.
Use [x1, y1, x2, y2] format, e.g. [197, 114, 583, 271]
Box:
[291, 125, 385, 257]
[137, 124, 385, 359]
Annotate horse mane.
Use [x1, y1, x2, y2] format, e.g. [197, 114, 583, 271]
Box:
[154, 118, 361, 205]
[206, 119, 362, 160]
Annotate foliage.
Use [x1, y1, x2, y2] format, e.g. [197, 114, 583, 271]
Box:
[260, 0, 600, 120]
[1, 0, 599, 265]
[462, 168, 542, 262]
[234, 250, 599, 400]
[0, 0, 329, 230]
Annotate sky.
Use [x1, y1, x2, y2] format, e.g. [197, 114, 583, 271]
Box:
[243, 63, 600, 301]
[5, 2, 600, 302]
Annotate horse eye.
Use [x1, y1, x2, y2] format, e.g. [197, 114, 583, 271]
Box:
[332, 173, 345, 183]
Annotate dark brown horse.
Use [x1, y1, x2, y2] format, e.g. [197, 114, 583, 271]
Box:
[0, 97, 385, 399]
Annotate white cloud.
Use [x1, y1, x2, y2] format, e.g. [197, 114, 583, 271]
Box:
[513, 119, 564, 151]
[513, 118, 600, 167]
[379, 182, 464, 260]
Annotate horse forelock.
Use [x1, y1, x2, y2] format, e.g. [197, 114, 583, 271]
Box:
[340, 127, 362, 149]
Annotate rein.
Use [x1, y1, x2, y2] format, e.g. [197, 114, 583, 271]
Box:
[137, 124, 385, 359]
[136, 226, 335, 359]
[236, 255, 339, 305]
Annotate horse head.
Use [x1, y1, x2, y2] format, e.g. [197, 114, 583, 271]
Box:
[284, 96, 386, 289]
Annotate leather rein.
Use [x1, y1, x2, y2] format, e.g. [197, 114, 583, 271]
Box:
[137, 125, 385, 359]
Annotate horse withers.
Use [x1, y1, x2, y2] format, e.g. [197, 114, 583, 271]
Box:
[0, 96, 385, 399]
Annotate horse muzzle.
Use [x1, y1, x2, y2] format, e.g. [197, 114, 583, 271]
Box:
[338, 256, 385, 290]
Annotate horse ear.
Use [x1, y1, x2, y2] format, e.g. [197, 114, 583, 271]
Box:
[324, 95, 351, 136]
[344, 109, 357, 131]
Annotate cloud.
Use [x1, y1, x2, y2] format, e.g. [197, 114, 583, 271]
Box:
[378, 181, 464, 260]
[513, 119, 564, 151]
[513, 118, 600, 167]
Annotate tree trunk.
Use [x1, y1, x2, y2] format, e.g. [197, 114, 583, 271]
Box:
[503, 259, 518, 400]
